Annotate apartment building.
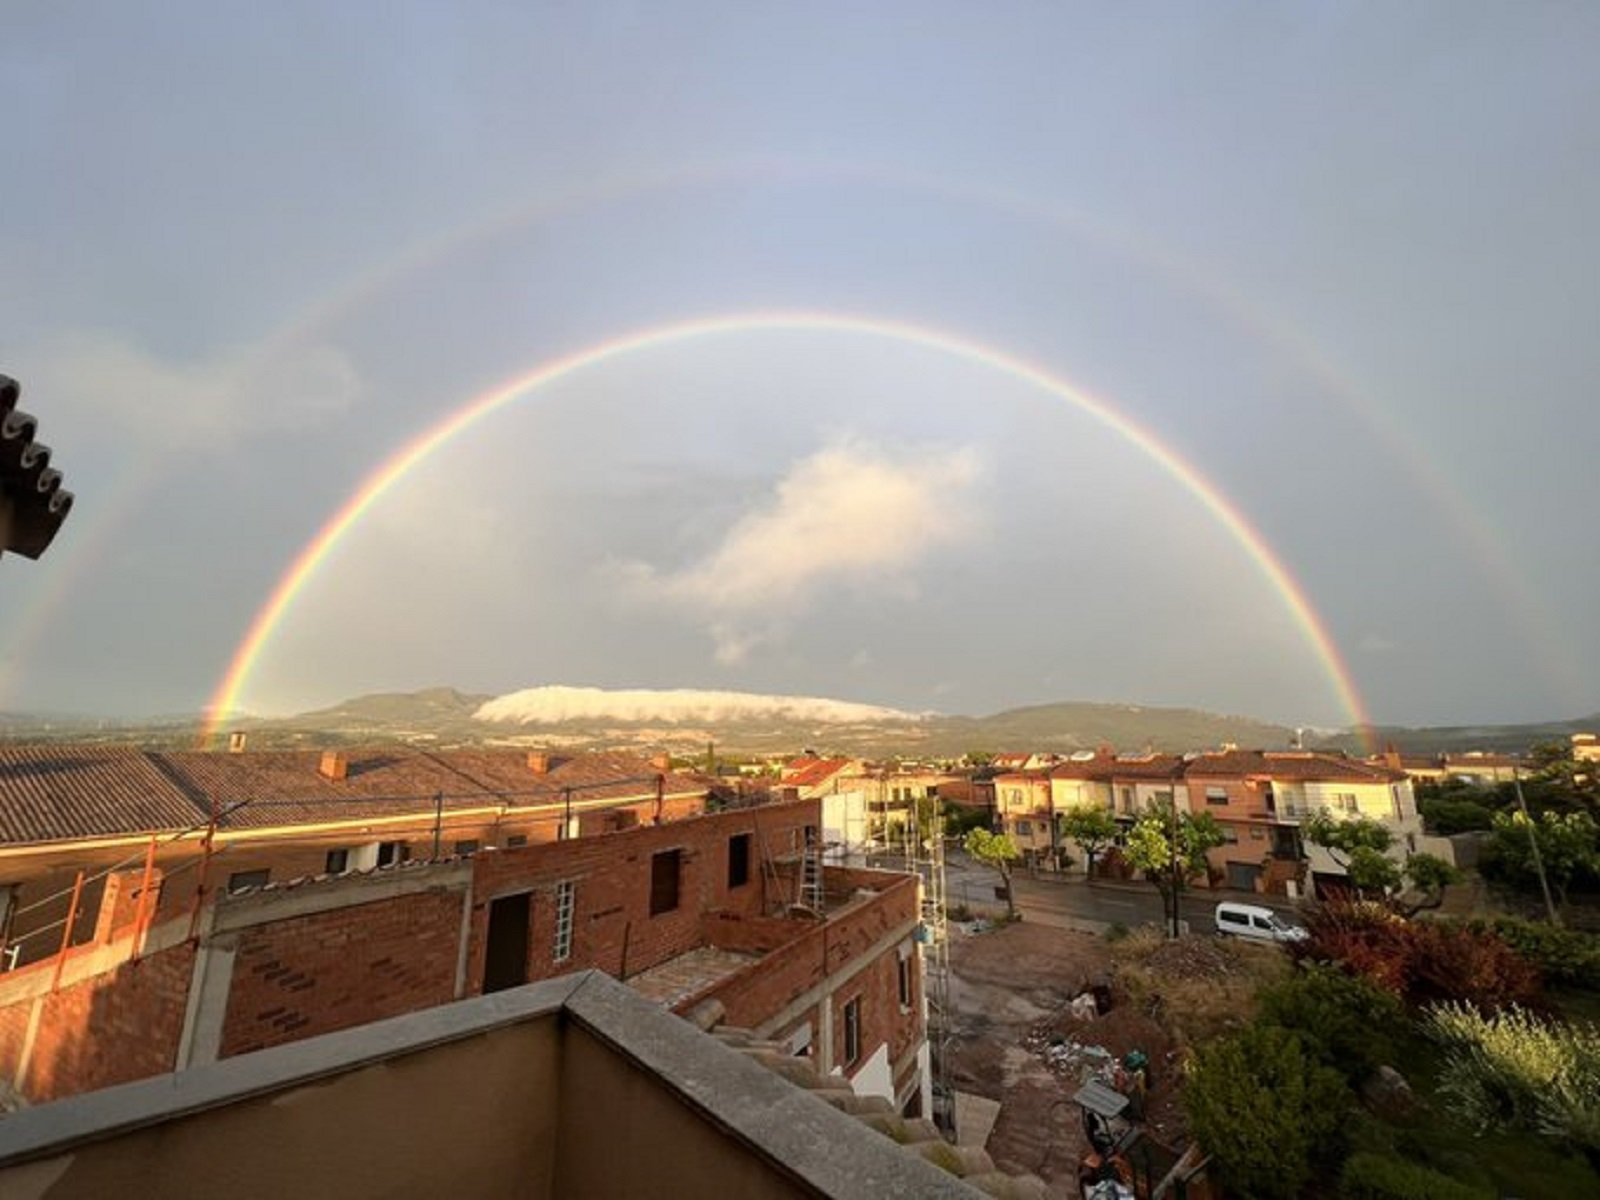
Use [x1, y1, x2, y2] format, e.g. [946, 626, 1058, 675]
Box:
[0, 797, 930, 1120]
[1033, 748, 1422, 897]
[0, 745, 709, 967]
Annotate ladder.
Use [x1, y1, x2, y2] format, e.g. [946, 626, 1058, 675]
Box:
[799, 825, 824, 912]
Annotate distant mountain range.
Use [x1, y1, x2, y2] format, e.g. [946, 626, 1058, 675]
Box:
[3, 684, 1594, 759]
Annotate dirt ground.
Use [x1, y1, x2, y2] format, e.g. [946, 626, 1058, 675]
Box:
[945, 922, 1189, 1198]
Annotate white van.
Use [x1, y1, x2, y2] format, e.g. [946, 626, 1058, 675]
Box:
[1214, 901, 1308, 943]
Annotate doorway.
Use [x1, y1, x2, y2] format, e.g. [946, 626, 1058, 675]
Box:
[483, 892, 532, 993]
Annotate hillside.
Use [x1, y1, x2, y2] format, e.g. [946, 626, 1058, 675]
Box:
[2, 687, 1591, 760]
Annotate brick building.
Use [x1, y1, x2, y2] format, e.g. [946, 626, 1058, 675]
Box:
[0, 797, 929, 1119]
[0, 745, 708, 966]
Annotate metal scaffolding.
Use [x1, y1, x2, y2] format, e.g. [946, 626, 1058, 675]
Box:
[908, 803, 955, 1135]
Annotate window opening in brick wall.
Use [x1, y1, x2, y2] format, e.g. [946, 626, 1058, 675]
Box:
[727, 832, 751, 889]
[453, 839, 480, 857]
[376, 841, 403, 867]
[1205, 786, 1228, 805]
[553, 880, 575, 962]
[324, 848, 349, 874]
[649, 849, 681, 916]
[227, 868, 270, 893]
[506, 834, 528, 848]
[897, 948, 913, 1010]
[843, 996, 861, 1067]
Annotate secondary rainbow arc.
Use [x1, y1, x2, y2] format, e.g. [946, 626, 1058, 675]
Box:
[202, 311, 1374, 743]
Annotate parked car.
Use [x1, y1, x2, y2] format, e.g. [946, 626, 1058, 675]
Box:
[1213, 901, 1308, 943]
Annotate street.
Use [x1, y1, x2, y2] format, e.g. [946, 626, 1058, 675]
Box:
[871, 848, 1307, 933]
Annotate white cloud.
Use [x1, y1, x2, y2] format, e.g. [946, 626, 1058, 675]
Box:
[475, 685, 923, 725]
[1359, 633, 1399, 654]
[30, 330, 360, 449]
[619, 439, 982, 662]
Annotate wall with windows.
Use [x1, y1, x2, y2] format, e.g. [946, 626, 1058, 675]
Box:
[0, 799, 921, 1107]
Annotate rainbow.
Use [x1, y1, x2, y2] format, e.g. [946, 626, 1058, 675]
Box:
[201, 311, 1374, 743]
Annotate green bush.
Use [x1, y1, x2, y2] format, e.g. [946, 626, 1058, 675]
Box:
[1184, 1025, 1350, 1199]
[1426, 1002, 1600, 1157]
[1466, 917, 1600, 990]
[1339, 1152, 1489, 1200]
[1257, 963, 1405, 1084]
[1419, 797, 1497, 836]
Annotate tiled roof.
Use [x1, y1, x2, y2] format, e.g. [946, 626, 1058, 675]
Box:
[423, 749, 702, 805]
[0, 748, 203, 843]
[150, 749, 503, 830]
[1184, 750, 1405, 784]
[1441, 753, 1522, 769]
[1106, 754, 1185, 781]
[0, 747, 709, 845]
[780, 757, 855, 789]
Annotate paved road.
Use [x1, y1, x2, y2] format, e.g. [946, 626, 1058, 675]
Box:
[871, 848, 1306, 932]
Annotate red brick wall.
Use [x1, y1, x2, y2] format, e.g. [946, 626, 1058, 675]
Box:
[694, 874, 922, 1075]
[17, 941, 195, 1104]
[464, 800, 818, 995]
[218, 888, 463, 1058]
[701, 911, 805, 956]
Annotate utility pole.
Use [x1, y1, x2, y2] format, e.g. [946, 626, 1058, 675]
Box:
[1512, 768, 1561, 926]
[431, 791, 444, 860]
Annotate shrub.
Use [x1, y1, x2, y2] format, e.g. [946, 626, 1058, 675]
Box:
[1466, 917, 1600, 990]
[1419, 797, 1497, 836]
[1425, 1003, 1600, 1157]
[1295, 902, 1542, 1012]
[1406, 922, 1544, 1013]
[1184, 1025, 1350, 1199]
[1257, 963, 1404, 1084]
[1339, 1152, 1489, 1200]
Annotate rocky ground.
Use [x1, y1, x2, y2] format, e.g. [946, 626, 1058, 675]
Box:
[945, 922, 1178, 1197]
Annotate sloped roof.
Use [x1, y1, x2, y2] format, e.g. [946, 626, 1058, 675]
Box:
[0, 747, 709, 845]
[781, 757, 856, 790]
[0, 747, 203, 843]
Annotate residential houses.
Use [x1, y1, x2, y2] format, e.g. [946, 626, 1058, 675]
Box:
[991, 747, 1426, 898]
[0, 745, 709, 967]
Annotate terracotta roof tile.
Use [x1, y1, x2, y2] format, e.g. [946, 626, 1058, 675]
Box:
[0, 747, 204, 842]
[0, 747, 708, 844]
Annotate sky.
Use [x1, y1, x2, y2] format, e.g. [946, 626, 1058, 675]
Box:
[1, 2, 1597, 729]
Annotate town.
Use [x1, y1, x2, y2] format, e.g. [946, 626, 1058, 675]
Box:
[4, 6, 1597, 1198]
[0, 722, 1594, 1196]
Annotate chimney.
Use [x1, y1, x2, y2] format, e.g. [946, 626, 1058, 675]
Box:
[1384, 743, 1403, 771]
[527, 751, 550, 775]
[650, 752, 672, 773]
[319, 750, 348, 782]
[228, 731, 247, 753]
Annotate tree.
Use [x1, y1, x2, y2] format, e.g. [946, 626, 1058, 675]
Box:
[1397, 852, 1463, 916]
[1484, 809, 1600, 911]
[1256, 963, 1404, 1085]
[1345, 846, 1402, 897]
[1303, 813, 1396, 900]
[1184, 1024, 1350, 1199]
[1057, 804, 1119, 877]
[964, 828, 1021, 918]
[1122, 800, 1225, 938]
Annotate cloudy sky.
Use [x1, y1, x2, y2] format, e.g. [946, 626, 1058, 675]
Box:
[2, 3, 1596, 729]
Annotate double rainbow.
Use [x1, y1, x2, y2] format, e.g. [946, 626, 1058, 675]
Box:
[202, 311, 1373, 742]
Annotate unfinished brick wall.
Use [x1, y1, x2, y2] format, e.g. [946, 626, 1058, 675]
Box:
[693, 873, 922, 1081]
[465, 800, 818, 995]
[218, 887, 464, 1058]
[11, 941, 195, 1104]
